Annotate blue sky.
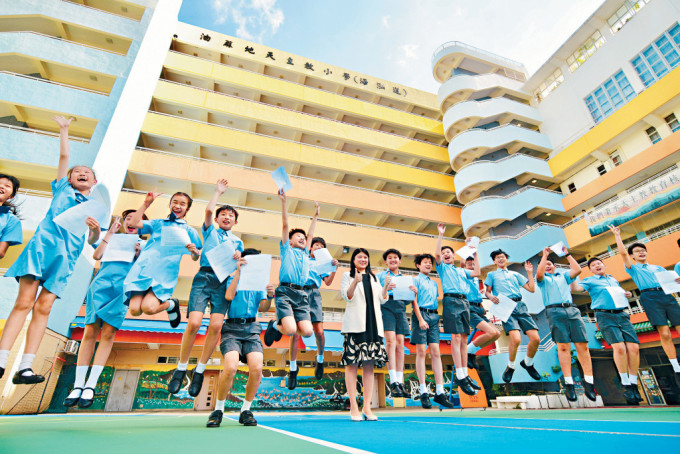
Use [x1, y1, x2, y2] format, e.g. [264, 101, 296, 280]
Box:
[179, 0, 604, 93]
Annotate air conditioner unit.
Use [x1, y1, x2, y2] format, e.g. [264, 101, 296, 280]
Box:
[64, 340, 79, 355]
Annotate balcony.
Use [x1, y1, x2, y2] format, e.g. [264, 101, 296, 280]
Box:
[437, 73, 529, 111]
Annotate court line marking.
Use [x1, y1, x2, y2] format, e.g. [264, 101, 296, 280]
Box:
[253, 421, 376, 454]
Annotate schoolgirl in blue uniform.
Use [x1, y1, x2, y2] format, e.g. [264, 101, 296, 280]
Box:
[124, 190, 201, 327]
[64, 210, 146, 408]
[0, 116, 101, 384]
[0, 173, 23, 260]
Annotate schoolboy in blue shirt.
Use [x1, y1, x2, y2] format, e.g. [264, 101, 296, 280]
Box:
[610, 225, 680, 380]
[207, 249, 275, 428]
[169, 179, 244, 397]
[409, 253, 454, 409]
[484, 250, 540, 383]
[464, 256, 501, 371]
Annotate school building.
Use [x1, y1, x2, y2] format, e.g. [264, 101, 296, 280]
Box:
[0, 0, 679, 413]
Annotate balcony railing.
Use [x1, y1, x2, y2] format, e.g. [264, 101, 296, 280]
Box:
[60, 0, 142, 22]
[463, 185, 562, 209]
[0, 71, 109, 96]
[0, 31, 124, 55]
[0, 122, 90, 143]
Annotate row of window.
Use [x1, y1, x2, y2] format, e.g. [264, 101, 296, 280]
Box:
[584, 70, 636, 123]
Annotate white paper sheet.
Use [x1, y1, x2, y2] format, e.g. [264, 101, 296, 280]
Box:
[391, 275, 415, 301]
[606, 286, 629, 309]
[550, 241, 567, 257]
[455, 245, 477, 260]
[468, 236, 480, 248]
[488, 294, 517, 323]
[101, 234, 140, 263]
[237, 254, 272, 292]
[53, 199, 109, 237]
[205, 240, 238, 283]
[654, 270, 680, 295]
[161, 225, 192, 254]
[312, 248, 336, 276]
[272, 166, 293, 192]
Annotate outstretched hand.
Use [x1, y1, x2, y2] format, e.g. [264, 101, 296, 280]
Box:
[53, 115, 74, 129]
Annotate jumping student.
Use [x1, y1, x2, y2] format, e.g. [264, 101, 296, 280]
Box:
[377, 248, 411, 398]
[435, 225, 479, 396]
[571, 257, 641, 404]
[124, 190, 201, 327]
[409, 253, 453, 409]
[0, 173, 23, 260]
[64, 211, 145, 408]
[535, 246, 596, 402]
[207, 249, 274, 428]
[287, 237, 338, 389]
[463, 256, 501, 370]
[169, 180, 244, 397]
[0, 116, 101, 384]
[485, 250, 541, 383]
[610, 225, 680, 380]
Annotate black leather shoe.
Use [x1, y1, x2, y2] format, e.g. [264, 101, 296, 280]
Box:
[314, 361, 324, 380]
[631, 384, 642, 402]
[189, 370, 204, 397]
[466, 376, 481, 390]
[456, 377, 476, 396]
[433, 393, 454, 408]
[520, 360, 541, 381]
[287, 369, 298, 390]
[420, 392, 432, 409]
[564, 383, 577, 402]
[398, 382, 408, 397]
[239, 410, 257, 426]
[264, 320, 281, 347]
[63, 388, 83, 407]
[206, 410, 223, 427]
[167, 298, 181, 328]
[168, 369, 187, 394]
[623, 385, 638, 405]
[584, 382, 597, 402]
[390, 382, 403, 398]
[0, 366, 4, 379]
[78, 387, 95, 408]
[12, 368, 45, 385]
[502, 366, 515, 383]
[467, 353, 477, 370]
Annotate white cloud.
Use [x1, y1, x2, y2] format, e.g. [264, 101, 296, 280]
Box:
[381, 15, 391, 28]
[211, 0, 284, 42]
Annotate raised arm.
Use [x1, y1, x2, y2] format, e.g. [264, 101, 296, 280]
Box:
[434, 223, 445, 265]
[92, 217, 121, 259]
[259, 284, 276, 312]
[469, 247, 481, 278]
[565, 249, 582, 279]
[53, 115, 73, 180]
[609, 225, 633, 268]
[130, 190, 160, 229]
[536, 247, 550, 282]
[205, 179, 228, 229]
[279, 190, 289, 245]
[322, 259, 339, 286]
[342, 271, 363, 301]
[225, 257, 247, 301]
[305, 201, 319, 249]
[523, 261, 535, 293]
[570, 280, 585, 293]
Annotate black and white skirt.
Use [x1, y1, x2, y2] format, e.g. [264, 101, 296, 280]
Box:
[340, 334, 387, 367]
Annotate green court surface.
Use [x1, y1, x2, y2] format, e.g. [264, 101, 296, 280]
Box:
[1, 408, 679, 454]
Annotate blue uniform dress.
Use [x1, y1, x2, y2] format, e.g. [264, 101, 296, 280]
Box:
[410, 273, 440, 345]
[485, 269, 538, 334]
[536, 270, 587, 343]
[85, 234, 139, 329]
[436, 262, 472, 335]
[123, 217, 202, 302]
[581, 274, 638, 345]
[0, 207, 23, 247]
[6, 178, 91, 298]
[625, 263, 680, 327]
[377, 269, 410, 335]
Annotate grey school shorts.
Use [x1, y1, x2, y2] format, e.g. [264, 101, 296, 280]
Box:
[546, 305, 588, 344]
[502, 301, 538, 334]
[219, 320, 263, 363]
[410, 311, 440, 345]
[275, 285, 311, 323]
[595, 310, 639, 345]
[187, 268, 228, 315]
[468, 302, 489, 327]
[639, 289, 680, 327]
[381, 298, 410, 335]
[306, 286, 324, 323]
[442, 295, 470, 335]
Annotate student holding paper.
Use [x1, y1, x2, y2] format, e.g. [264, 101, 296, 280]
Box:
[376, 248, 411, 398]
[1, 116, 101, 384]
[0, 173, 23, 260]
[464, 257, 501, 370]
[609, 225, 680, 380]
[206, 249, 275, 428]
[535, 246, 595, 402]
[434, 224, 479, 396]
[572, 257, 641, 404]
[288, 237, 338, 389]
[124, 191, 201, 328]
[169, 180, 244, 397]
[63, 211, 145, 408]
[485, 250, 541, 383]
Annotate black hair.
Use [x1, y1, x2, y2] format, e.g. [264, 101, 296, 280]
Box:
[216, 205, 239, 221]
[67, 165, 97, 181]
[627, 242, 646, 255]
[120, 209, 148, 237]
[289, 228, 306, 239]
[382, 248, 402, 261]
[677, 238, 680, 248]
[0, 173, 20, 216]
[587, 257, 603, 268]
[440, 245, 454, 254]
[241, 248, 260, 258]
[490, 249, 508, 260]
[349, 248, 376, 281]
[170, 192, 193, 210]
[311, 237, 326, 248]
[465, 256, 475, 262]
[414, 253, 435, 267]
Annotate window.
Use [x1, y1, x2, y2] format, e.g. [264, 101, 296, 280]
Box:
[611, 154, 623, 166]
[264, 360, 276, 367]
[568, 183, 577, 193]
[665, 113, 680, 132]
[534, 68, 564, 102]
[158, 356, 168, 364]
[607, 1, 650, 34]
[631, 23, 680, 87]
[584, 70, 636, 123]
[567, 30, 605, 73]
[597, 164, 607, 176]
[646, 126, 661, 144]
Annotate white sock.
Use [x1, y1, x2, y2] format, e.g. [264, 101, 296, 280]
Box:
[273, 323, 281, 332]
[177, 361, 188, 371]
[564, 376, 574, 385]
[419, 383, 427, 394]
[468, 342, 481, 354]
[241, 400, 252, 412]
[435, 384, 445, 394]
[215, 399, 226, 411]
[524, 356, 534, 367]
[461, 366, 468, 378]
[289, 360, 297, 372]
[18, 354, 35, 374]
[166, 299, 176, 311]
[629, 374, 638, 384]
[195, 362, 207, 374]
[670, 358, 680, 373]
[455, 369, 466, 380]
[316, 354, 324, 363]
[85, 365, 104, 389]
[584, 375, 594, 384]
[0, 349, 9, 369]
[619, 372, 630, 385]
[507, 360, 515, 369]
[396, 371, 404, 383]
[74, 365, 88, 389]
[388, 369, 397, 383]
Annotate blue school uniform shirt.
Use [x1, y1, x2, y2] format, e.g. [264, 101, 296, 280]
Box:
[466, 276, 483, 304]
[306, 258, 331, 288]
[377, 269, 401, 297]
[199, 224, 244, 268]
[279, 240, 310, 286]
[675, 262, 680, 277]
[413, 273, 439, 310]
[484, 269, 528, 299]
[536, 270, 576, 306]
[580, 274, 624, 310]
[226, 275, 267, 319]
[0, 209, 22, 246]
[436, 261, 471, 294]
[624, 263, 667, 290]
